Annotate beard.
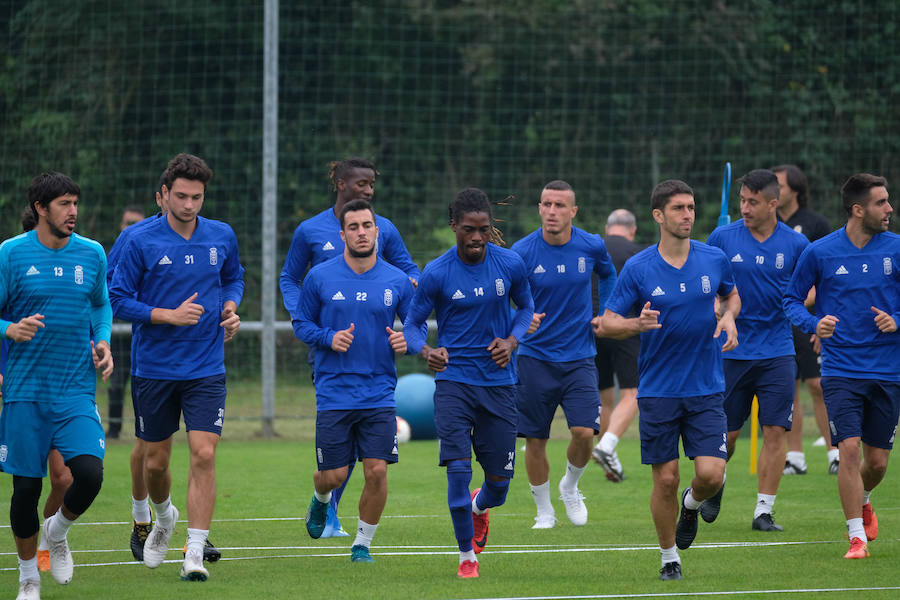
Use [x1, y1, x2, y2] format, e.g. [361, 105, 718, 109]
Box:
[347, 244, 375, 258]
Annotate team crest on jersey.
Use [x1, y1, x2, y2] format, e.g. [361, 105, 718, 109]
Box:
[384, 288, 393, 306]
[775, 253, 784, 269]
[0, 445, 7, 462]
[578, 257, 586, 273]
[701, 275, 711, 294]
[885, 257, 893, 275]
[209, 247, 218, 265]
[495, 278, 505, 296]
[74, 265, 84, 284]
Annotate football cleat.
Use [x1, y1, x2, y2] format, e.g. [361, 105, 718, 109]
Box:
[844, 536, 869, 559]
[592, 446, 625, 482]
[16, 579, 40, 600]
[471, 488, 490, 554]
[48, 534, 73, 585]
[783, 459, 807, 475]
[457, 559, 479, 578]
[532, 512, 557, 529]
[131, 521, 153, 561]
[558, 480, 588, 526]
[675, 488, 699, 550]
[659, 561, 682, 581]
[180, 547, 209, 581]
[699, 482, 724, 523]
[36, 549, 50, 572]
[143, 506, 179, 568]
[862, 502, 878, 541]
[305, 495, 329, 539]
[829, 458, 840, 475]
[751, 513, 783, 531]
[350, 544, 375, 563]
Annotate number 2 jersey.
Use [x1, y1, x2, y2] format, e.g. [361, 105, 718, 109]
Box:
[109, 215, 245, 380]
[784, 227, 900, 381]
[0, 230, 112, 403]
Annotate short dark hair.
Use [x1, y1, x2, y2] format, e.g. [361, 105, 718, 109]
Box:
[329, 157, 377, 191]
[771, 164, 809, 208]
[163, 154, 213, 190]
[650, 179, 693, 211]
[157, 171, 167, 193]
[840, 173, 888, 215]
[27, 171, 80, 220]
[339, 198, 376, 227]
[739, 169, 780, 201]
[543, 180, 573, 192]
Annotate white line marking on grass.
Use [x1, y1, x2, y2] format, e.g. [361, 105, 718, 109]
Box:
[457, 587, 900, 600]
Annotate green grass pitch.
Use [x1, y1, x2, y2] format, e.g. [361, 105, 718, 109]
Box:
[1, 430, 899, 598]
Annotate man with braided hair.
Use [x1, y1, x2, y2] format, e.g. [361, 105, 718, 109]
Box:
[280, 157, 420, 536]
[404, 188, 534, 579]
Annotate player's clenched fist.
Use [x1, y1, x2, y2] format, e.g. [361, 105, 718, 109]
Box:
[332, 322, 355, 352]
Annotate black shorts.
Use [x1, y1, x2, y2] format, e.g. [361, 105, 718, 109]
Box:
[594, 335, 640, 390]
[792, 326, 821, 381]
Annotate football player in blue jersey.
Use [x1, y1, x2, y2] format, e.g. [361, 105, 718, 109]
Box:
[596, 179, 740, 581]
[707, 169, 809, 532]
[280, 157, 420, 537]
[784, 173, 899, 560]
[510, 180, 616, 529]
[0, 172, 113, 599]
[294, 199, 418, 563]
[109, 154, 244, 581]
[404, 188, 534, 579]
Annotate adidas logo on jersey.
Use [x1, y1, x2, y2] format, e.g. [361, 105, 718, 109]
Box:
[322, 241, 335, 251]
[25, 265, 40, 276]
[533, 264, 546, 274]
[835, 265, 849, 275]
[651, 286, 665, 296]
[451, 289, 465, 300]
[731, 253, 743, 263]
[332, 291, 346, 300]
[158, 255, 172, 265]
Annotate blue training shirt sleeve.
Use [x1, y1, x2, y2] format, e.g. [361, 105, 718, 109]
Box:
[508, 255, 534, 341]
[279, 224, 311, 318]
[716, 249, 735, 295]
[108, 238, 155, 323]
[0, 243, 12, 336]
[783, 245, 819, 334]
[291, 271, 335, 349]
[395, 276, 427, 354]
[90, 247, 112, 343]
[221, 226, 245, 306]
[403, 269, 437, 354]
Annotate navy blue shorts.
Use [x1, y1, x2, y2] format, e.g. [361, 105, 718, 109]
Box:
[821, 377, 900, 449]
[638, 394, 727, 464]
[132, 374, 227, 442]
[595, 335, 640, 390]
[315, 407, 398, 471]
[516, 355, 601, 438]
[723, 356, 796, 431]
[0, 400, 105, 477]
[434, 380, 517, 478]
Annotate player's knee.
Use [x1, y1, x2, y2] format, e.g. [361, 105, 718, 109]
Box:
[446, 460, 473, 511]
[570, 426, 594, 444]
[479, 477, 510, 508]
[189, 443, 216, 470]
[63, 455, 104, 515]
[654, 469, 679, 492]
[363, 460, 387, 483]
[10, 476, 42, 539]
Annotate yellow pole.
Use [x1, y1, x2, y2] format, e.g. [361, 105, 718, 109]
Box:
[749, 395, 759, 474]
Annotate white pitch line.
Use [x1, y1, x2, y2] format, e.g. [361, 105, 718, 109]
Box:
[457, 587, 900, 600]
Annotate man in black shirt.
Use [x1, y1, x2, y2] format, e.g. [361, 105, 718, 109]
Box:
[592, 209, 643, 482]
[772, 164, 838, 475]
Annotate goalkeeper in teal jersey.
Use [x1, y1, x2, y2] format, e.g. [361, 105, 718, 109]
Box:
[0, 172, 113, 598]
